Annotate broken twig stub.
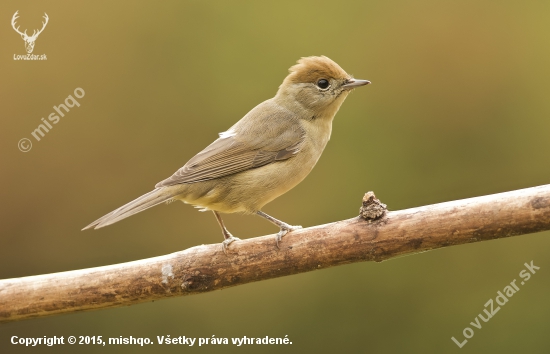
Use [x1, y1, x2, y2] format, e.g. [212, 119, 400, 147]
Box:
[359, 191, 387, 221]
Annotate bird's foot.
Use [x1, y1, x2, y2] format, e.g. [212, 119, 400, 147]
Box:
[275, 224, 302, 248]
[222, 234, 241, 255]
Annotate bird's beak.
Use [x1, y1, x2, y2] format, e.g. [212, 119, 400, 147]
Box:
[342, 78, 371, 89]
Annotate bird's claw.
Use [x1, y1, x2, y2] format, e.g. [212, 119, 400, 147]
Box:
[275, 225, 302, 248]
[222, 235, 241, 255]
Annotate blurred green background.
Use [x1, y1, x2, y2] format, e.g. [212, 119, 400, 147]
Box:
[1, 0, 549, 353]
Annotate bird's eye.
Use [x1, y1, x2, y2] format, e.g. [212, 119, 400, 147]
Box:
[317, 79, 330, 89]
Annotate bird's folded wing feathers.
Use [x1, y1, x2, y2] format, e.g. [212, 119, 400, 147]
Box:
[156, 104, 305, 187]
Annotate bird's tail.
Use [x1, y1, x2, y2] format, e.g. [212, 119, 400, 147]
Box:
[82, 188, 176, 230]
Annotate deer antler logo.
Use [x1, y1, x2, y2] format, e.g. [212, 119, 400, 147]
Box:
[11, 11, 49, 54]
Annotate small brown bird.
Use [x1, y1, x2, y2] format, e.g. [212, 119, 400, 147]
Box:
[83, 56, 370, 251]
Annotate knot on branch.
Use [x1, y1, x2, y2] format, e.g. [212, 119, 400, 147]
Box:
[359, 192, 387, 221]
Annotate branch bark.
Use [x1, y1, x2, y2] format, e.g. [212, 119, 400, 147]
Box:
[1, 184, 550, 323]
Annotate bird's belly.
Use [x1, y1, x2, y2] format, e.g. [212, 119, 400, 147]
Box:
[173, 145, 322, 214]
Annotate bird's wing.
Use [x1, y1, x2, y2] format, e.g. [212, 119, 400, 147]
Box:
[155, 102, 305, 187]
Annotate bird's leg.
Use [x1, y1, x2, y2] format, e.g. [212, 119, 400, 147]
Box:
[256, 210, 302, 248]
[213, 211, 240, 254]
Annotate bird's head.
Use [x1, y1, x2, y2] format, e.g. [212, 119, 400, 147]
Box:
[276, 56, 370, 114]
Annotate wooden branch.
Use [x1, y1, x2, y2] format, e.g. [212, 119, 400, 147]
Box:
[1, 184, 550, 323]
